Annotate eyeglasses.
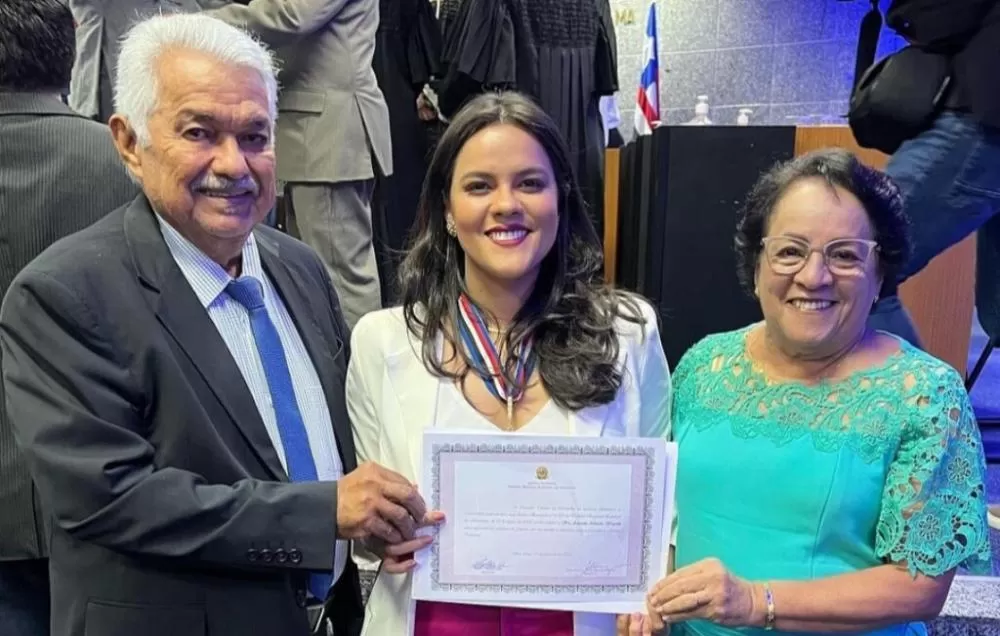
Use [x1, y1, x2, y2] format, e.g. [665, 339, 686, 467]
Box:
[760, 236, 879, 276]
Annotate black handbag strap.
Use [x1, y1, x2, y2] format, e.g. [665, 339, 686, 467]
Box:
[853, 0, 884, 90]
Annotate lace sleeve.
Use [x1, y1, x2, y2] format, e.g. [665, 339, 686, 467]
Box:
[669, 332, 731, 430]
[875, 365, 993, 577]
[669, 349, 695, 421]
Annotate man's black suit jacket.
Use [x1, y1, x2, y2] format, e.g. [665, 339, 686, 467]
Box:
[0, 196, 363, 636]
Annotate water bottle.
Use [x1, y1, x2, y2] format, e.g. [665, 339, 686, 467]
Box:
[684, 95, 713, 125]
[736, 108, 753, 126]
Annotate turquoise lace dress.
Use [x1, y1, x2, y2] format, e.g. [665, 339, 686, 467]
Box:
[671, 326, 992, 636]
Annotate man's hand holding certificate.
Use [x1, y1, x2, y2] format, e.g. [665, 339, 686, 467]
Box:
[412, 431, 678, 614]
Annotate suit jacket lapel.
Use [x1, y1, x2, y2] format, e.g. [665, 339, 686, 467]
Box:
[124, 199, 287, 481]
[256, 237, 356, 473]
[384, 333, 443, 483]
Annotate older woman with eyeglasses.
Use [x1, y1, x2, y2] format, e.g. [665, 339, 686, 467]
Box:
[620, 149, 992, 636]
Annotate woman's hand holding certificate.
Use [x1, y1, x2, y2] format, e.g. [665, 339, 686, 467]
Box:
[364, 510, 446, 574]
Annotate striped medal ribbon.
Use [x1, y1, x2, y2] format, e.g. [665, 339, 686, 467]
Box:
[456, 294, 537, 424]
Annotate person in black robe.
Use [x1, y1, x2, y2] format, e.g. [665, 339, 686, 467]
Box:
[435, 0, 618, 237]
[372, 0, 442, 304]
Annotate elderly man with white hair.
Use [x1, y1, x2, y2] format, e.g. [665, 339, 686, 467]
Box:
[0, 12, 436, 636]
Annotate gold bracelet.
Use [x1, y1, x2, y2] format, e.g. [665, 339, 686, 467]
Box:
[763, 582, 776, 630]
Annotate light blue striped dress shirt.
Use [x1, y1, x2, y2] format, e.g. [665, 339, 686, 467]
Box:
[158, 217, 346, 585]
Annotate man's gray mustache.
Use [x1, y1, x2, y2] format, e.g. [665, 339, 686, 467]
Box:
[193, 176, 260, 196]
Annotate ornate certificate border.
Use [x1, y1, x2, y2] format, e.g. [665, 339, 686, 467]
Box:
[427, 440, 657, 596]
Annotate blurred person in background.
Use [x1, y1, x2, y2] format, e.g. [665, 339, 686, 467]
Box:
[0, 1, 139, 633]
[202, 0, 392, 329]
[862, 0, 1000, 532]
[68, 0, 201, 122]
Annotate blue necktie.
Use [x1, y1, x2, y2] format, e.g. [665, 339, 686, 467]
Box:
[225, 277, 331, 600]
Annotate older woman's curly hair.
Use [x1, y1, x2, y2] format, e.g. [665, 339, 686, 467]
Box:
[734, 148, 911, 296]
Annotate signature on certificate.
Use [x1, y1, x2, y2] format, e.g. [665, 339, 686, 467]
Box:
[471, 557, 507, 573]
[568, 561, 627, 577]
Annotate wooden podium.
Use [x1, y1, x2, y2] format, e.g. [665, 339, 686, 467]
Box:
[603, 127, 976, 374]
[603, 148, 621, 286]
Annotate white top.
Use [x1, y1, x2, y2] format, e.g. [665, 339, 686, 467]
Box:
[435, 380, 569, 435]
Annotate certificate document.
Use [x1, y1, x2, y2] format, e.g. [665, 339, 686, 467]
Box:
[411, 431, 676, 611]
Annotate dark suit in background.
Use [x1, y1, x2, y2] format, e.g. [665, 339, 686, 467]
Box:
[0, 198, 364, 636]
[67, 0, 199, 121]
[0, 92, 138, 635]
